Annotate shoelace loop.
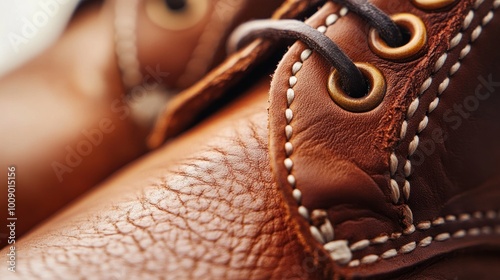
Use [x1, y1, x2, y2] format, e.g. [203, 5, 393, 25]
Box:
[333, 0, 404, 47]
[228, 0, 422, 103]
[228, 19, 369, 98]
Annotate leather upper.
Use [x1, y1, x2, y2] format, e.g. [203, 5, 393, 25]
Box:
[268, 0, 500, 277]
[2, 0, 500, 279]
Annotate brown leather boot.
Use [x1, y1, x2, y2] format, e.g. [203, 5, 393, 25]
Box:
[3, 0, 500, 278]
[0, 0, 282, 242]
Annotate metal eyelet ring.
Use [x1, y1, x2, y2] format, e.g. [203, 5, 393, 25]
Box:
[411, 0, 456, 10]
[369, 13, 427, 60]
[145, 0, 208, 31]
[328, 63, 386, 113]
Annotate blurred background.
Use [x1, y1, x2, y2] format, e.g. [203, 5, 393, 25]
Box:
[0, 0, 79, 77]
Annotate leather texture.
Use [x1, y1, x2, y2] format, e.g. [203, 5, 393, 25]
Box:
[0, 0, 281, 242]
[2, 0, 500, 279]
[268, 0, 500, 278]
[1, 80, 332, 279]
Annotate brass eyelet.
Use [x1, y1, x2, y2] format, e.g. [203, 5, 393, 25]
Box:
[411, 0, 456, 10]
[369, 13, 427, 60]
[145, 0, 208, 31]
[328, 63, 386, 113]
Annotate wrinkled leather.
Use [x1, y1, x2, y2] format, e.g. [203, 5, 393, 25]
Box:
[1, 80, 332, 279]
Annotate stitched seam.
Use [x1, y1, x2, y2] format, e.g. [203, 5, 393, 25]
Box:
[346, 210, 499, 252]
[345, 211, 498, 253]
[282, 0, 499, 267]
[352, 0, 498, 266]
[347, 210, 500, 267]
[390, 0, 497, 236]
[283, 4, 349, 251]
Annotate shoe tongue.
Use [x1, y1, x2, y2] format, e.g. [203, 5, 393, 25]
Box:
[268, 0, 395, 224]
[147, 0, 323, 148]
[268, 0, 491, 276]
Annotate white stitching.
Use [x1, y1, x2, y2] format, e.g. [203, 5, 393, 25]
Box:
[469, 228, 481, 236]
[390, 153, 398, 175]
[450, 33, 463, 48]
[345, 209, 500, 267]
[284, 10, 349, 213]
[460, 213, 472, 221]
[360, 254, 379, 265]
[381, 249, 398, 259]
[475, 0, 486, 8]
[404, 224, 416, 235]
[419, 236, 433, 247]
[449, 62, 461, 75]
[282, 5, 350, 264]
[435, 232, 451, 241]
[372, 235, 389, 244]
[446, 215, 457, 221]
[438, 78, 450, 94]
[281, 0, 499, 267]
[474, 211, 484, 219]
[453, 229, 466, 238]
[392, 0, 496, 235]
[292, 188, 302, 202]
[433, 217, 445, 226]
[389, 179, 400, 203]
[353, 1, 498, 266]
[487, 210, 498, 219]
[350, 239, 370, 251]
[463, 10, 475, 29]
[403, 180, 411, 200]
[483, 11, 495, 24]
[349, 225, 500, 267]
[417, 221, 432, 230]
[434, 53, 448, 72]
[298, 205, 310, 220]
[400, 241, 417, 253]
[311, 226, 326, 244]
